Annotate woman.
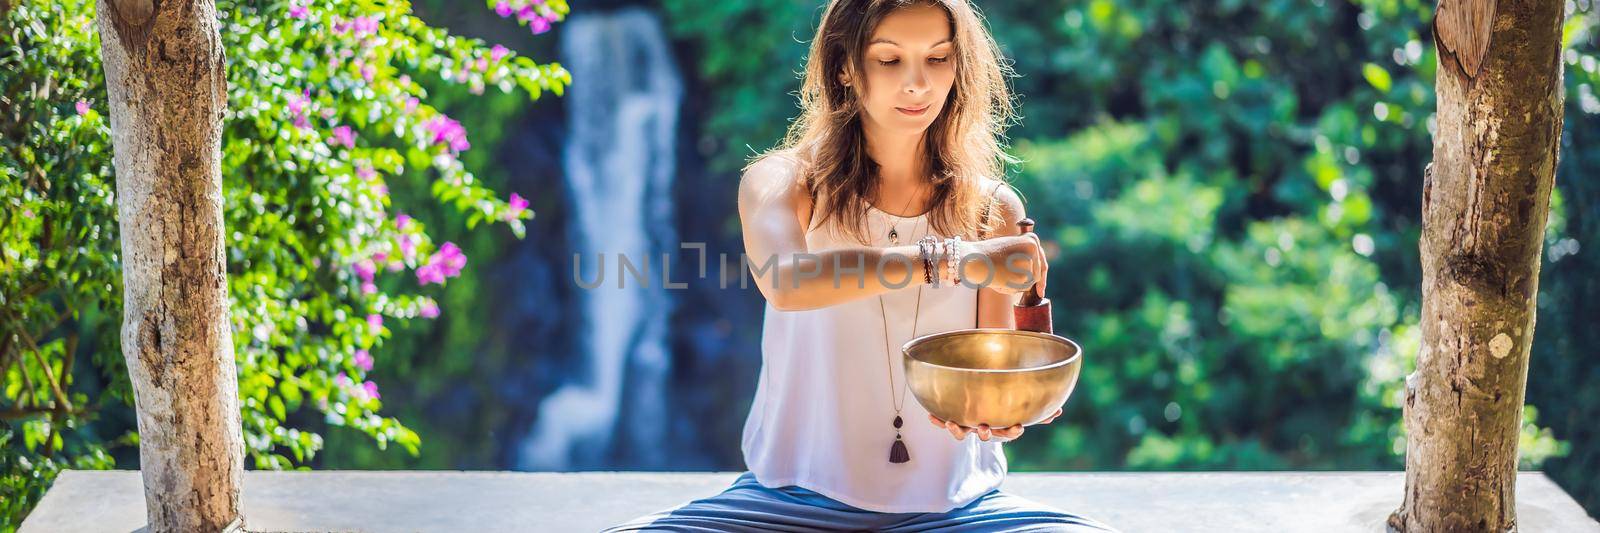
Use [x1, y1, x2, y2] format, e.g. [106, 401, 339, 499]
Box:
[608, 0, 1114, 530]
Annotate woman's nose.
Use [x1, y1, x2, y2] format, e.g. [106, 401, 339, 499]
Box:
[903, 65, 930, 96]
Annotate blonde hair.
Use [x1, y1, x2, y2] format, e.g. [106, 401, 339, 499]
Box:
[751, 0, 1019, 245]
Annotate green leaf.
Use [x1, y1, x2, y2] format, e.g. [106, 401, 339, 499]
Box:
[269, 396, 286, 421]
[1362, 63, 1392, 93]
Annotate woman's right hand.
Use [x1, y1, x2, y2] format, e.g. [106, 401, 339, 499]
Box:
[961, 233, 1048, 296]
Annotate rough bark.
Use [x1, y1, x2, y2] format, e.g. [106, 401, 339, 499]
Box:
[1389, 1, 1565, 531]
[94, 0, 244, 531]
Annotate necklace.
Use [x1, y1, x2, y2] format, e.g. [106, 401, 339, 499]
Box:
[878, 213, 926, 464]
[883, 181, 925, 245]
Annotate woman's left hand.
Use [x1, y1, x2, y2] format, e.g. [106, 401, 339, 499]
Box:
[928, 408, 1062, 443]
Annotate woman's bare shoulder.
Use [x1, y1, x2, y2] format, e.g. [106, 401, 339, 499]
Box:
[738, 150, 813, 225]
[980, 177, 1026, 234]
[742, 150, 802, 184]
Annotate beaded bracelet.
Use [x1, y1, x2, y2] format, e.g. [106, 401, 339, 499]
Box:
[916, 236, 938, 285]
[944, 236, 963, 286]
[921, 236, 934, 286]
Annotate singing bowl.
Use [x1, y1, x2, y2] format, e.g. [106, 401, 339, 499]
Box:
[902, 328, 1082, 429]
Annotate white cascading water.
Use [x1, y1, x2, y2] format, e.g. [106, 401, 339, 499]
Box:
[517, 7, 682, 471]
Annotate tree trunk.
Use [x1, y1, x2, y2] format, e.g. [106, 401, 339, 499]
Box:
[1389, 0, 1565, 531]
[95, 0, 244, 531]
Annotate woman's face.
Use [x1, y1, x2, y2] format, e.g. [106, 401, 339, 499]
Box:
[854, 3, 956, 135]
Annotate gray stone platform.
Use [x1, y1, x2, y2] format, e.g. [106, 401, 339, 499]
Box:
[21, 470, 1598, 532]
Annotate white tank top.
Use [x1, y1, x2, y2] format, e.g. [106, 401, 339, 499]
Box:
[741, 198, 1007, 513]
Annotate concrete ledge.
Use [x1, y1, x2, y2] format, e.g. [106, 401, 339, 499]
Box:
[21, 470, 1598, 532]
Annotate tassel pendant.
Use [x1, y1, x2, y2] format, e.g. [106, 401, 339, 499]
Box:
[889, 415, 910, 463]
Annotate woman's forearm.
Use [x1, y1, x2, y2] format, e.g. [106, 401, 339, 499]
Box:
[756, 244, 933, 311]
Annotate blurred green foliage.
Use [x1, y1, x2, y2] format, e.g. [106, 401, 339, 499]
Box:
[0, 0, 567, 528]
[314, 0, 570, 471]
[663, 0, 1596, 513]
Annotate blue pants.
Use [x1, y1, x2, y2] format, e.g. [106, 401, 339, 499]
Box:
[604, 472, 1118, 532]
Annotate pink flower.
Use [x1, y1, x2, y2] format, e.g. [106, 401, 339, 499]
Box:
[506, 192, 528, 220]
[362, 281, 377, 294]
[354, 349, 374, 371]
[416, 263, 445, 286]
[395, 213, 412, 230]
[288, 89, 313, 128]
[351, 16, 379, 36]
[335, 372, 351, 386]
[495, 1, 513, 17]
[490, 44, 510, 61]
[289, 89, 310, 112]
[529, 16, 551, 34]
[288, 4, 309, 19]
[399, 234, 417, 261]
[419, 301, 440, 319]
[75, 100, 90, 116]
[404, 97, 420, 113]
[372, 251, 388, 263]
[415, 242, 467, 285]
[354, 259, 376, 282]
[475, 57, 488, 72]
[356, 165, 377, 180]
[332, 125, 355, 149]
[361, 63, 376, 82]
[367, 313, 383, 331]
[516, 5, 537, 22]
[362, 381, 381, 400]
[433, 242, 467, 277]
[422, 115, 470, 153]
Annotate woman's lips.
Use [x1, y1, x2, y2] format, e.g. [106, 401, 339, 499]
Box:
[896, 104, 930, 116]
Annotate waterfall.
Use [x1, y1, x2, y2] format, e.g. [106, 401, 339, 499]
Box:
[516, 7, 682, 471]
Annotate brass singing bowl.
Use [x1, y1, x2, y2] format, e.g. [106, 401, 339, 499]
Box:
[902, 329, 1082, 429]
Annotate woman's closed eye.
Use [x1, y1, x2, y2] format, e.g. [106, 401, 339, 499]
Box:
[875, 56, 950, 66]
